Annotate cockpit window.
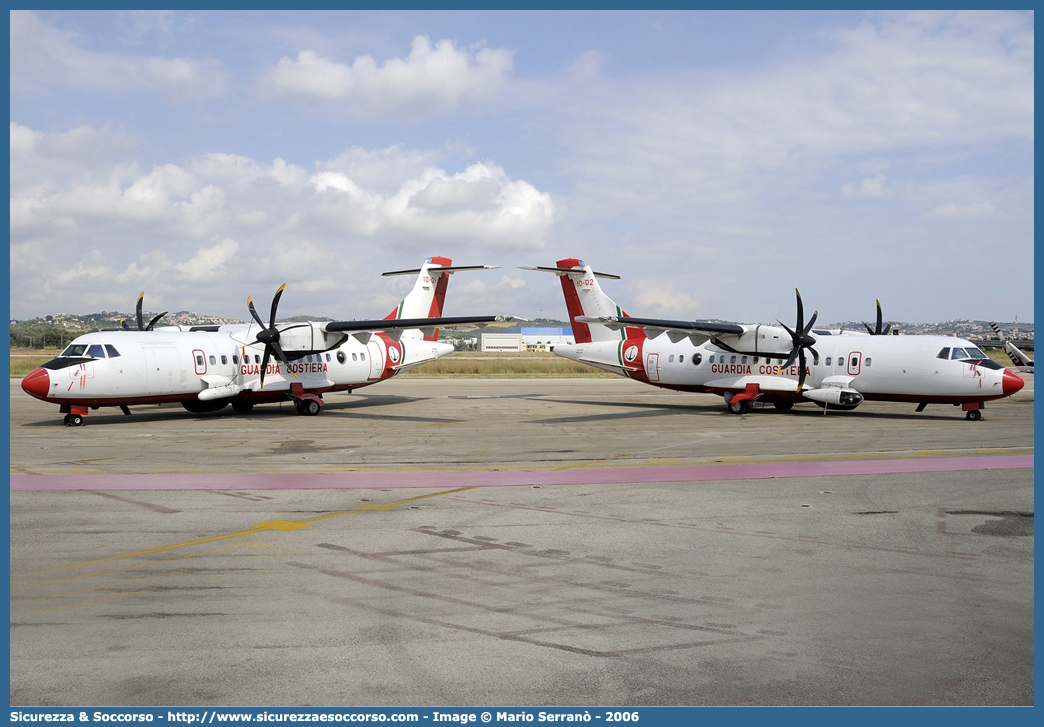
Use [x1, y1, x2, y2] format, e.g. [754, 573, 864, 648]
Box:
[60, 344, 88, 357]
[105, 344, 121, 358]
[87, 344, 106, 358]
[950, 347, 968, 359]
[937, 348, 950, 360]
[965, 347, 988, 360]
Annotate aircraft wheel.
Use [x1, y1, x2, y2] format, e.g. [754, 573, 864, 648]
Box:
[298, 399, 321, 416]
[965, 410, 982, 421]
[773, 402, 794, 412]
[65, 413, 85, 427]
[728, 399, 750, 415]
[232, 401, 254, 413]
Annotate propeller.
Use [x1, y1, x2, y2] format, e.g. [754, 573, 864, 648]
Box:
[121, 292, 168, 331]
[247, 284, 308, 388]
[777, 289, 820, 391]
[862, 299, 892, 335]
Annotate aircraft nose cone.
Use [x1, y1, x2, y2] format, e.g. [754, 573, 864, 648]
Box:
[21, 367, 51, 400]
[1002, 369, 1025, 396]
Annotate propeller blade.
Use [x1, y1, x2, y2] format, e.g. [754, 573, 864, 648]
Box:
[121, 318, 131, 330]
[248, 296, 266, 329]
[259, 348, 271, 388]
[796, 349, 807, 391]
[862, 321, 875, 335]
[273, 342, 298, 380]
[269, 284, 286, 329]
[146, 312, 168, 331]
[794, 289, 804, 331]
[136, 292, 145, 331]
[876, 300, 884, 334]
[803, 310, 818, 335]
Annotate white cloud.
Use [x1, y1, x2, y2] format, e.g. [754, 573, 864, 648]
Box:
[9, 123, 555, 317]
[265, 36, 514, 117]
[842, 174, 889, 198]
[10, 10, 224, 102]
[174, 238, 241, 280]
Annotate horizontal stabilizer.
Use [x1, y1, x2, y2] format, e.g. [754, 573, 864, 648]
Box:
[382, 265, 500, 277]
[518, 266, 620, 279]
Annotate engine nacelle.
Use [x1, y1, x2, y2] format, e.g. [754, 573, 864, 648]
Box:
[801, 387, 863, 409]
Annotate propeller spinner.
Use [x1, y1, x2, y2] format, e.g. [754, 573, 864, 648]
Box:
[777, 289, 819, 392]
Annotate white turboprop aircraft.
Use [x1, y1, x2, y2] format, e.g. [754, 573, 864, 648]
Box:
[21, 257, 519, 426]
[989, 321, 1034, 373]
[523, 258, 1025, 420]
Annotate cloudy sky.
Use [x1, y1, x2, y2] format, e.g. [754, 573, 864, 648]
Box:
[9, 9, 1034, 325]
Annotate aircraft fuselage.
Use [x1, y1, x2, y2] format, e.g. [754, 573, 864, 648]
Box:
[554, 328, 1024, 408]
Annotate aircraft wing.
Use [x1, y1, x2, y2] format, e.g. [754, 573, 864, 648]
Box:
[321, 315, 524, 342]
[575, 315, 745, 346]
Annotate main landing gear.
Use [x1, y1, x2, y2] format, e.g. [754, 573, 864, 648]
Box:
[728, 398, 751, 415]
[295, 398, 321, 416]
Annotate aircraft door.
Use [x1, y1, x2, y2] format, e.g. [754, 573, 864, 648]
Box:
[847, 351, 862, 376]
[367, 340, 385, 380]
[143, 345, 181, 394]
[646, 353, 660, 382]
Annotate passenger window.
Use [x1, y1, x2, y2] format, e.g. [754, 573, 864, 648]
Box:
[352, 353, 358, 361]
[255, 355, 261, 364]
[937, 348, 950, 360]
[825, 357, 831, 366]
[221, 355, 228, 365]
[709, 355, 715, 363]
[669, 355, 675, 363]
[361, 353, 366, 361]
[209, 355, 216, 365]
[741, 356, 747, 364]
[865, 358, 872, 366]
[679, 355, 685, 363]
[233, 354, 239, 365]
[730, 355, 737, 364]
[196, 355, 205, 367]
[325, 353, 331, 362]
[753, 357, 759, 364]
[851, 355, 859, 367]
[104, 344, 120, 358]
[839, 357, 846, 367]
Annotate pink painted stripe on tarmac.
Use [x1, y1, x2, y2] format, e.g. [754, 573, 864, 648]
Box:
[9, 455, 1032, 491]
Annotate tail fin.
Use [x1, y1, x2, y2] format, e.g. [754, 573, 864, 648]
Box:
[382, 257, 502, 341]
[522, 258, 626, 343]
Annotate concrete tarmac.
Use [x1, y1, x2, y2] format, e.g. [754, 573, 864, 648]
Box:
[8, 376, 1035, 706]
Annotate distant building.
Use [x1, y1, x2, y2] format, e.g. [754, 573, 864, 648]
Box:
[480, 327, 575, 352]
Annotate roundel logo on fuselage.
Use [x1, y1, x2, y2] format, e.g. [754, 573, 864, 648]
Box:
[624, 345, 639, 363]
[389, 346, 401, 364]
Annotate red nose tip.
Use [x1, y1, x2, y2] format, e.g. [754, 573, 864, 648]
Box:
[1002, 369, 1025, 397]
[21, 367, 51, 400]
